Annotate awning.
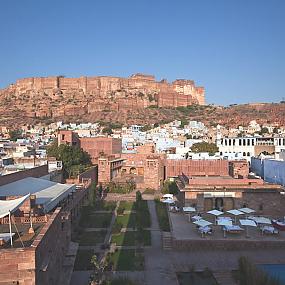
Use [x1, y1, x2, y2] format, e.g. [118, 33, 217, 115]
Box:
[0, 194, 30, 219]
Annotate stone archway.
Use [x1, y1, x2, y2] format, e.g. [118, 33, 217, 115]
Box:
[215, 197, 224, 211]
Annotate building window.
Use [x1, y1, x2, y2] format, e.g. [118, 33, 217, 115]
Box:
[259, 204, 263, 211]
[62, 134, 65, 140]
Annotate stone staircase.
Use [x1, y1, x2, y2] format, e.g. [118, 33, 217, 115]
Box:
[162, 232, 173, 250]
[213, 271, 237, 285]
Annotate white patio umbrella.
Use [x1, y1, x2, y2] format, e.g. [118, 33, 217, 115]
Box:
[207, 209, 224, 224]
[239, 219, 257, 237]
[239, 208, 255, 214]
[193, 219, 212, 238]
[162, 194, 174, 199]
[250, 216, 272, 225]
[183, 207, 196, 222]
[218, 219, 233, 237]
[162, 199, 175, 204]
[227, 209, 244, 223]
[183, 207, 196, 213]
[193, 219, 212, 228]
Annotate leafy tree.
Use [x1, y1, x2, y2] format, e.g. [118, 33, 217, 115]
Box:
[141, 125, 152, 132]
[234, 256, 282, 285]
[102, 127, 113, 135]
[162, 180, 179, 195]
[273, 127, 279, 134]
[259, 127, 269, 135]
[191, 142, 218, 155]
[9, 129, 23, 141]
[47, 140, 91, 178]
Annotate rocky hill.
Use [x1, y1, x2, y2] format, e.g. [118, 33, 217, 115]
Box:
[0, 74, 284, 128]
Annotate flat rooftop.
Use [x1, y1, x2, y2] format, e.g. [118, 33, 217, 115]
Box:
[0, 177, 75, 213]
[0, 223, 45, 249]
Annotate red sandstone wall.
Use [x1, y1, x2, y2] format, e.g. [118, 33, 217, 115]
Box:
[166, 160, 229, 177]
[34, 208, 71, 285]
[79, 137, 122, 164]
[0, 248, 36, 284]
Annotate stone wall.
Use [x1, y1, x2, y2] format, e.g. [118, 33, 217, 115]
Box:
[166, 160, 229, 177]
[172, 238, 285, 251]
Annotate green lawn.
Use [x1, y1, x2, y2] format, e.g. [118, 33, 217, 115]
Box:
[76, 230, 106, 246]
[135, 200, 151, 228]
[80, 213, 113, 228]
[74, 250, 97, 270]
[118, 201, 135, 213]
[115, 213, 136, 228]
[155, 200, 170, 232]
[111, 230, 151, 246]
[106, 249, 144, 271]
[111, 232, 136, 246]
[93, 201, 117, 211]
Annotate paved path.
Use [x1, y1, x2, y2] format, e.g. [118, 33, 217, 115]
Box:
[144, 200, 177, 285]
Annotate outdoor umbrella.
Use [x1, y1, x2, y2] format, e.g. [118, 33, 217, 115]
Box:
[239, 219, 257, 238]
[193, 219, 212, 228]
[227, 209, 244, 223]
[207, 209, 224, 224]
[183, 207, 196, 222]
[162, 199, 175, 204]
[218, 219, 233, 237]
[239, 208, 255, 214]
[250, 216, 271, 225]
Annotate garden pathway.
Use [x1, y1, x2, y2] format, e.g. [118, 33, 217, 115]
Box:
[144, 200, 177, 285]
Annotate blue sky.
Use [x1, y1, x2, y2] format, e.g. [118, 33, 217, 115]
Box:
[0, 0, 284, 105]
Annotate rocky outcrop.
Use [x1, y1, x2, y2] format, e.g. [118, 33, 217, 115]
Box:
[0, 73, 205, 121]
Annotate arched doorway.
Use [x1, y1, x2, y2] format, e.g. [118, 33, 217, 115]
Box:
[215, 197, 224, 211]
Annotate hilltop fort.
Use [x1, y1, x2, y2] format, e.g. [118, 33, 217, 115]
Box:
[0, 73, 205, 119]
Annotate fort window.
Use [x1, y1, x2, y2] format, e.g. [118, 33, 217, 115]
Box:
[62, 134, 65, 140]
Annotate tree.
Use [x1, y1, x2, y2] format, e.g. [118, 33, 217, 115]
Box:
[47, 140, 91, 178]
[273, 127, 279, 134]
[259, 127, 269, 135]
[191, 142, 218, 155]
[102, 127, 113, 135]
[9, 129, 23, 141]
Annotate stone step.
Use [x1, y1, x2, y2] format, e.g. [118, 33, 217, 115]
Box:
[213, 271, 237, 285]
[162, 232, 173, 250]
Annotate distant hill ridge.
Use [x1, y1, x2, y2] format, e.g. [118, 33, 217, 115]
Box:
[0, 74, 284, 128]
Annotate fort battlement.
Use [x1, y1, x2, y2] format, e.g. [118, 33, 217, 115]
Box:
[13, 73, 205, 106]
